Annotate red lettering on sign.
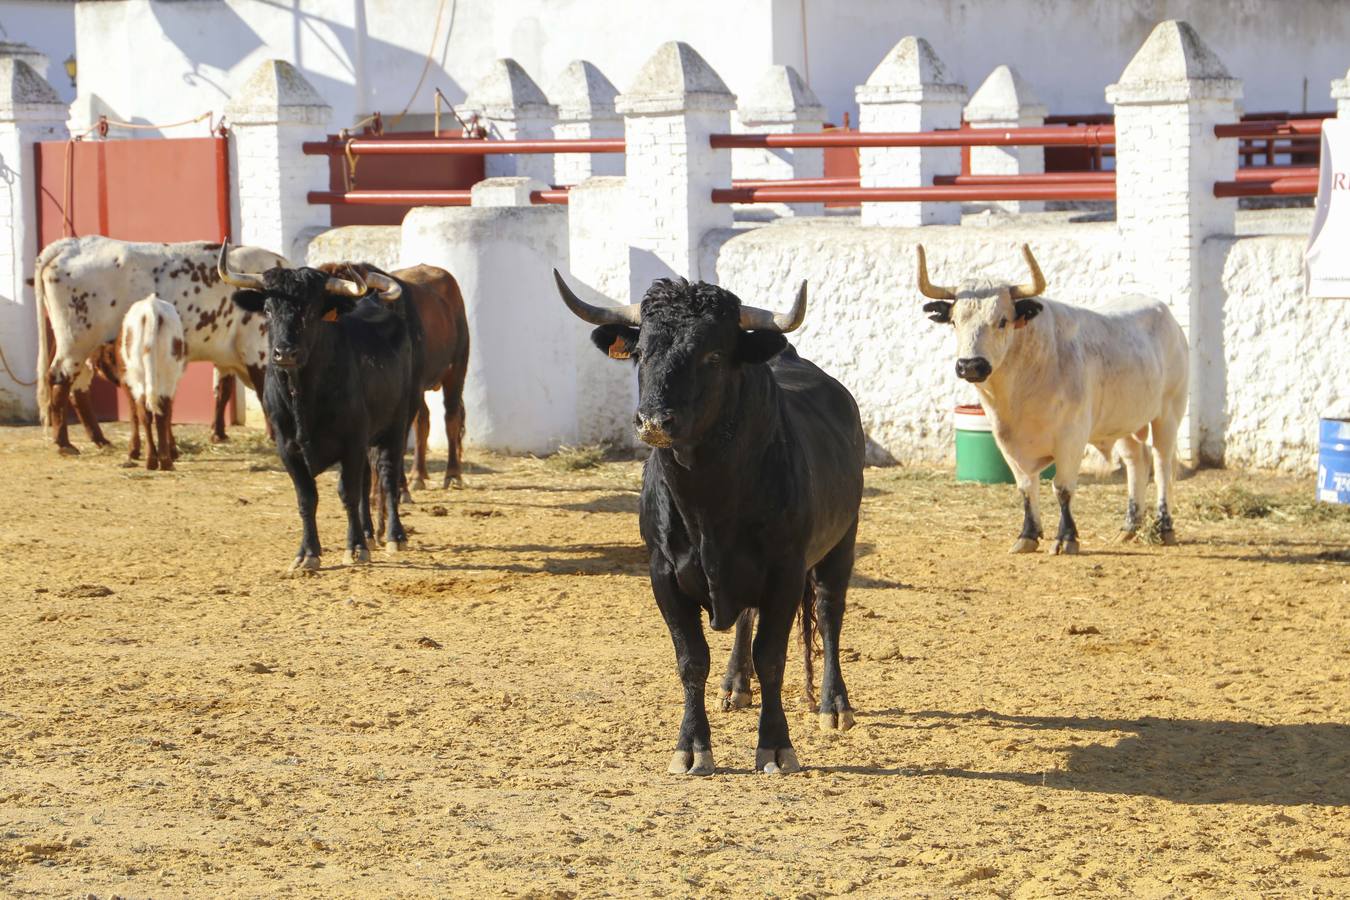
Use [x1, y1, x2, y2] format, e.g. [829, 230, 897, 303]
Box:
[1335, 173, 1348, 191]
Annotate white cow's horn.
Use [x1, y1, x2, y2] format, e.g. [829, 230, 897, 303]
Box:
[1009, 244, 1047, 300]
[916, 245, 957, 301]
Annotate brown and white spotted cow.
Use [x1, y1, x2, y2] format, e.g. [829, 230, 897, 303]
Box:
[119, 294, 188, 471]
[35, 236, 287, 455]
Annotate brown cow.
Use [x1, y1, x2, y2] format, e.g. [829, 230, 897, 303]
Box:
[318, 262, 470, 491]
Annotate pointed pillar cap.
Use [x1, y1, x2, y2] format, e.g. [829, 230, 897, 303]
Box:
[965, 65, 1047, 122]
[464, 59, 555, 120]
[617, 42, 735, 115]
[856, 36, 966, 105]
[225, 59, 330, 125]
[739, 64, 825, 124]
[552, 60, 619, 122]
[1106, 20, 1241, 104]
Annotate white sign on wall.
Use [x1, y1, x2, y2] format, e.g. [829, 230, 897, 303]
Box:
[1305, 119, 1350, 298]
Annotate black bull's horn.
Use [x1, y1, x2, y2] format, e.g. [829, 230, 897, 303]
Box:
[552, 269, 808, 333]
[217, 242, 367, 297]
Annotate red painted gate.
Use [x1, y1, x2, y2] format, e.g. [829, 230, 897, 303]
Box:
[34, 132, 234, 423]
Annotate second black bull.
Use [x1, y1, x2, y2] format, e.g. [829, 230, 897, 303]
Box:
[555, 272, 865, 775]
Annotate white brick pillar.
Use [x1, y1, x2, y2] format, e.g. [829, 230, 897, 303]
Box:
[1107, 20, 1242, 466]
[616, 41, 734, 287]
[734, 64, 826, 217]
[459, 59, 557, 184]
[567, 176, 637, 446]
[1333, 68, 1350, 119]
[855, 36, 966, 227]
[964, 64, 1047, 214]
[0, 59, 67, 421]
[551, 60, 623, 185]
[225, 60, 331, 259]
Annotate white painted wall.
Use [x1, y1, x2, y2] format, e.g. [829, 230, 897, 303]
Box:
[399, 203, 575, 455]
[782, 0, 1350, 122]
[1216, 233, 1350, 473]
[52, 0, 1350, 136]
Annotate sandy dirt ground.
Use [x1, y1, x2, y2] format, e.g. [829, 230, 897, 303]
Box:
[1, 423, 1348, 898]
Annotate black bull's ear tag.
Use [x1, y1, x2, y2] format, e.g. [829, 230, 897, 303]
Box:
[607, 336, 631, 359]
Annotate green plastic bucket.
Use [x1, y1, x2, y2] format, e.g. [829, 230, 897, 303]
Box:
[954, 404, 1054, 484]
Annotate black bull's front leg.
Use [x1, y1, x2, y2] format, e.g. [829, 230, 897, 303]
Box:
[651, 557, 715, 776]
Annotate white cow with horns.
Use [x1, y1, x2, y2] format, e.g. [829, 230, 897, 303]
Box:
[35, 236, 287, 455]
[917, 244, 1189, 554]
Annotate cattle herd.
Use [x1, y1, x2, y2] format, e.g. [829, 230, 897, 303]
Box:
[33, 235, 1188, 775]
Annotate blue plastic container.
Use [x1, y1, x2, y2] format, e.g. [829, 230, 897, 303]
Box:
[1317, 418, 1350, 504]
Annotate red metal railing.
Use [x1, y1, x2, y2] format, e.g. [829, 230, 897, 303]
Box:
[710, 125, 1115, 150]
[302, 137, 626, 157]
[711, 184, 1116, 204]
[1214, 119, 1324, 197]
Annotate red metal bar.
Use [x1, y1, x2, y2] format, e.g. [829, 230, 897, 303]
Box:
[1215, 120, 1323, 139]
[710, 125, 1115, 150]
[308, 190, 471, 206]
[712, 183, 1116, 204]
[1235, 166, 1318, 181]
[732, 176, 861, 188]
[1213, 176, 1317, 198]
[934, 172, 1115, 185]
[529, 189, 569, 204]
[301, 138, 626, 156]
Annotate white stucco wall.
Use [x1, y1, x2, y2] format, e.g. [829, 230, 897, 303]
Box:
[399, 204, 576, 455]
[705, 214, 1126, 465]
[51, 0, 1350, 135]
[781, 0, 1350, 122]
[1216, 233, 1350, 474]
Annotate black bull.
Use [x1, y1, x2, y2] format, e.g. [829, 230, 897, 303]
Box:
[222, 250, 419, 572]
[556, 272, 865, 775]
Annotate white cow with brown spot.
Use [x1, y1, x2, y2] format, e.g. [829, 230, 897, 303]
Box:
[918, 244, 1189, 553]
[35, 236, 286, 455]
[119, 294, 188, 471]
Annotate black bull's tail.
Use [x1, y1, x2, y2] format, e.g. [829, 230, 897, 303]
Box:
[799, 575, 819, 710]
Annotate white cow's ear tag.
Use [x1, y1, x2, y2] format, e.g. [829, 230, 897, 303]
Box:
[607, 336, 631, 360]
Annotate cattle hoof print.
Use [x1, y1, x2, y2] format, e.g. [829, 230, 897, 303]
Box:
[818, 709, 856, 732]
[1052, 539, 1080, 556]
[1009, 537, 1039, 554]
[1160, 530, 1179, 547]
[755, 748, 801, 775]
[667, 749, 715, 776]
[343, 547, 371, 566]
[288, 554, 321, 573]
[721, 690, 753, 711]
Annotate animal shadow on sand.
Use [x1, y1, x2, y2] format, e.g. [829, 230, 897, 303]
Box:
[847, 709, 1350, 806]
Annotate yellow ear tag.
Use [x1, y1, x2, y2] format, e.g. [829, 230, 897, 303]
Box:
[607, 336, 631, 360]
[322, 309, 339, 323]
